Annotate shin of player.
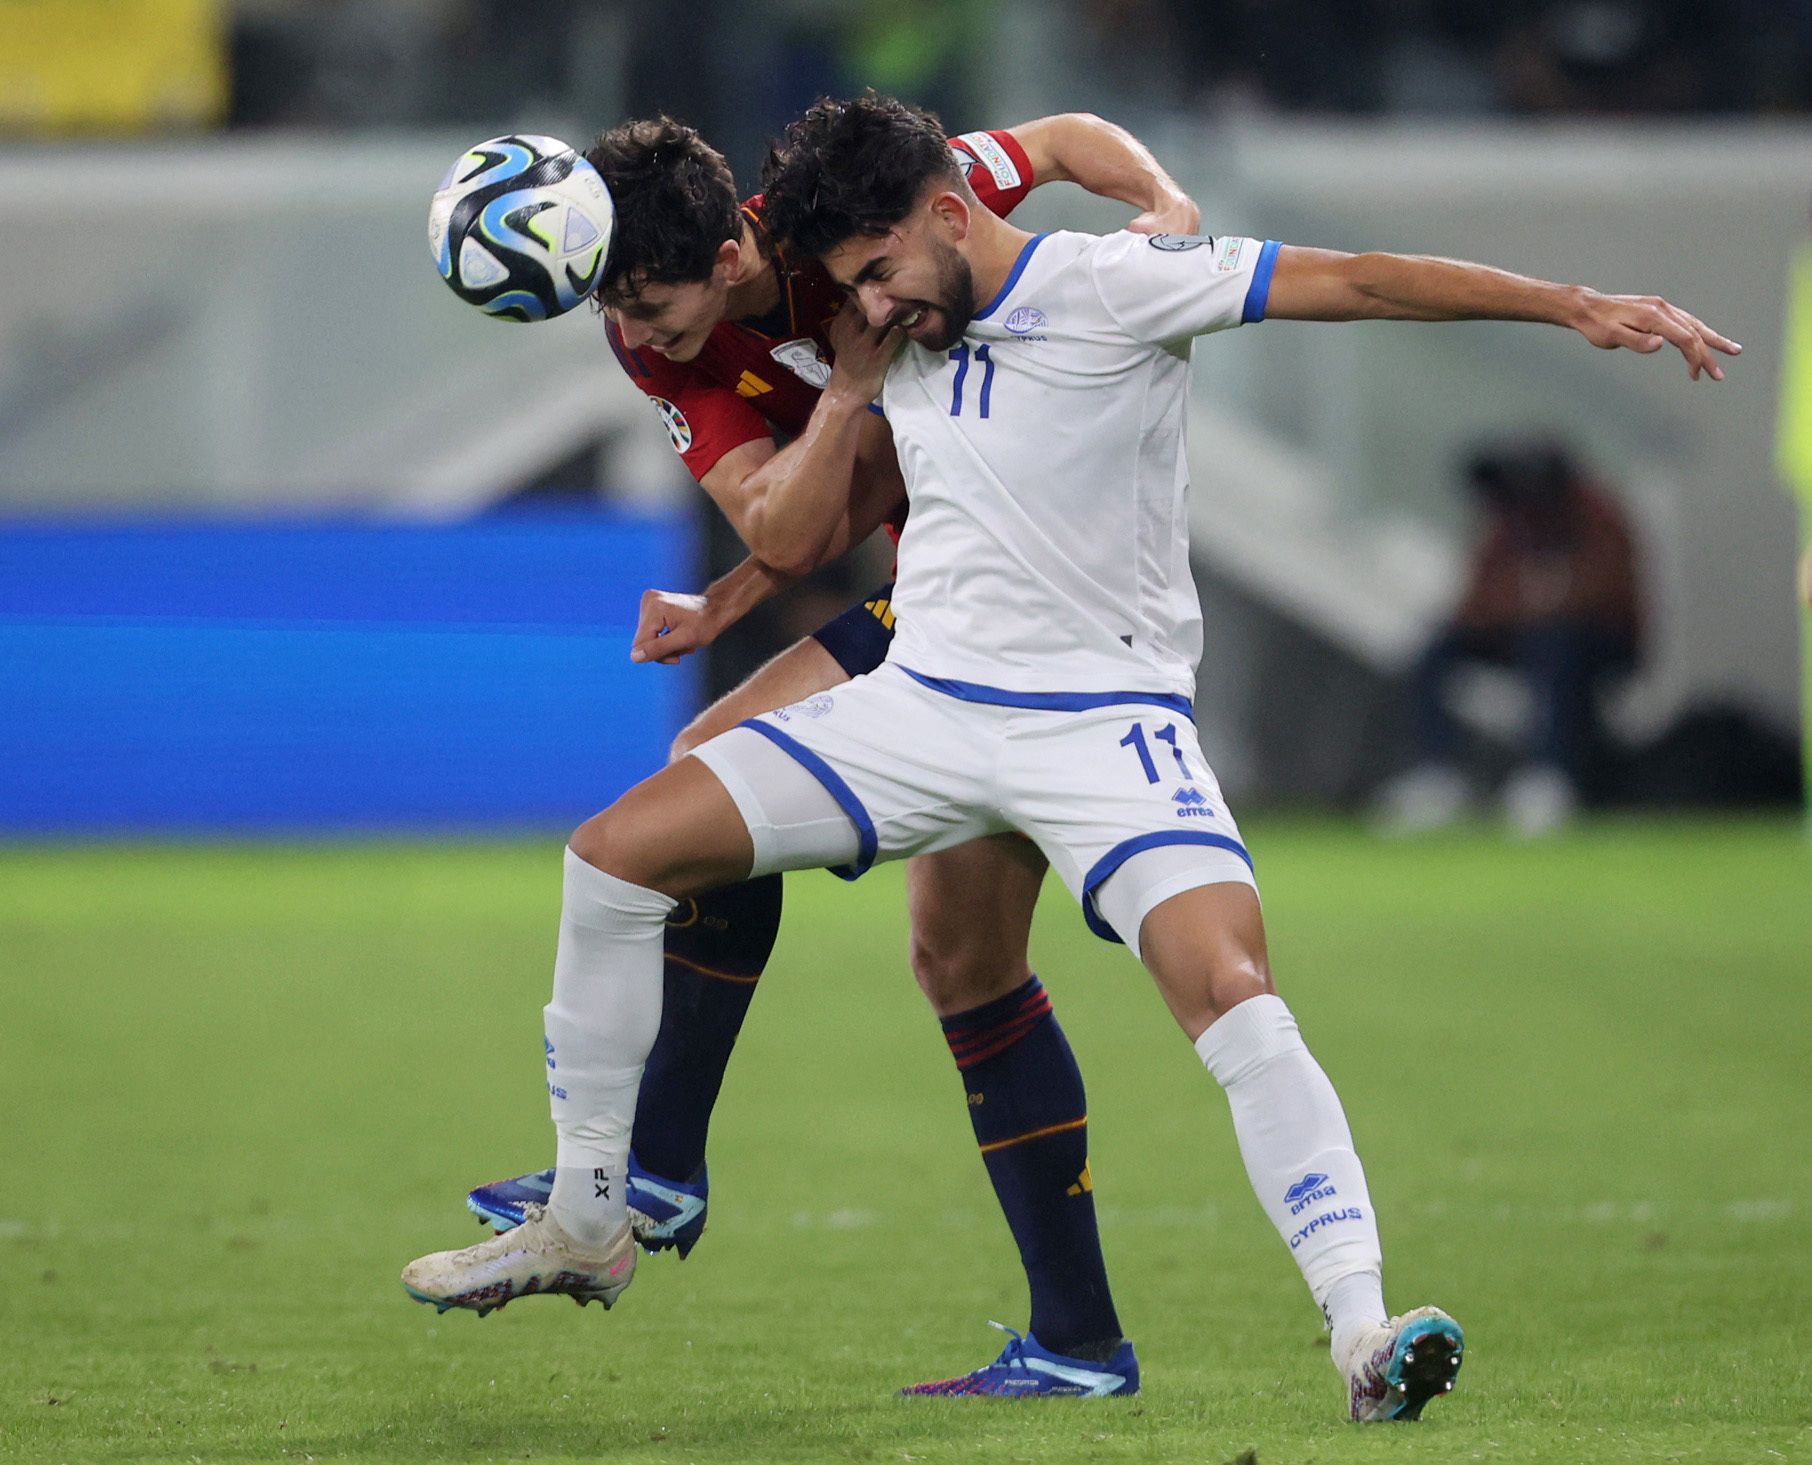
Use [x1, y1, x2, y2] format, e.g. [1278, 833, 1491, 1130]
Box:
[1096, 858, 1386, 1358]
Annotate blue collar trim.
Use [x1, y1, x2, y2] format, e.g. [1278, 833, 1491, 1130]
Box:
[973, 233, 1049, 321]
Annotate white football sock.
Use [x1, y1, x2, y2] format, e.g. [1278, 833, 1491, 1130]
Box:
[544, 847, 673, 1248]
[1322, 1270, 1389, 1363]
[1195, 994, 1386, 1348]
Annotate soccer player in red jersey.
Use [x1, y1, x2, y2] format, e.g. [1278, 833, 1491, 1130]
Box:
[461, 112, 1198, 1393]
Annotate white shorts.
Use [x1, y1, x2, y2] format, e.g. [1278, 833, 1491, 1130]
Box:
[689, 663, 1256, 959]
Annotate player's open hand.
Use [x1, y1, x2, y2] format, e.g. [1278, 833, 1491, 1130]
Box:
[1569, 290, 1740, 381]
[1127, 188, 1202, 237]
[630, 589, 716, 664]
[826, 299, 903, 402]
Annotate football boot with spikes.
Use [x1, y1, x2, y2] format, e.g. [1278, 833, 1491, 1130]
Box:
[1339, 1305, 1464, 1421]
[402, 1203, 635, 1317]
[466, 1153, 708, 1257]
[900, 1322, 1139, 1398]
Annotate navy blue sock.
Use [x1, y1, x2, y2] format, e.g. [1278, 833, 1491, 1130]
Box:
[630, 874, 783, 1181]
[941, 975, 1122, 1357]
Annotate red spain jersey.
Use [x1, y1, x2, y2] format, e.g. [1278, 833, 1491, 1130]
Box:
[604, 129, 1036, 494]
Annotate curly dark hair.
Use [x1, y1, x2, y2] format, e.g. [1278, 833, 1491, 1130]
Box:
[584, 117, 741, 302]
[759, 93, 966, 258]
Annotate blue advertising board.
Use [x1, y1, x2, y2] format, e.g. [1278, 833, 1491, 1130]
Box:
[0, 513, 697, 834]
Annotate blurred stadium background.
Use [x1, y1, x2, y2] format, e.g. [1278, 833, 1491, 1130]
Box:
[2, 0, 1809, 825]
[2, 3, 1810, 1461]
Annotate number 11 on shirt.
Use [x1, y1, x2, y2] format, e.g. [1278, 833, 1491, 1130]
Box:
[949, 344, 994, 418]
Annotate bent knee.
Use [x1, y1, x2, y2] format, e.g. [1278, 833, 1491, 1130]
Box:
[569, 806, 637, 881]
[1210, 959, 1275, 1013]
[910, 934, 1029, 1015]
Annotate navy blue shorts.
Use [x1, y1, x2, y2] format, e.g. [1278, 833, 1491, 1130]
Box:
[811, 582, 896, 678]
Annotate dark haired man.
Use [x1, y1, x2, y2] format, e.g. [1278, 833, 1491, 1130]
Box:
[402, 86, 1731, 1417]
[453, 111, 1201, 1397]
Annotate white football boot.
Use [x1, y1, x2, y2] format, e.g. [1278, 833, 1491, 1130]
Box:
[401, 1203, 635, 1317]
[1337, 1305, 1464, 1422]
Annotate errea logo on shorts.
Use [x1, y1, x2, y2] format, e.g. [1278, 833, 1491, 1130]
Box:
[649, 396, 691, 453]
[1172, 786, 1213, 818]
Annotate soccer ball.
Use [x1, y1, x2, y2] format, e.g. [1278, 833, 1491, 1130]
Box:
[428, 135, 614, 323]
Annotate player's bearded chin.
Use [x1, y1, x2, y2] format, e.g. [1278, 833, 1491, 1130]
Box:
[914, 235, 978, 352]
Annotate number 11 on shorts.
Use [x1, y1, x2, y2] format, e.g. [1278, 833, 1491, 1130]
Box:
[1119, 721, 1193, 782]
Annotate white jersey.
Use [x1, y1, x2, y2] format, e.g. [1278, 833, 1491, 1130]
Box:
[882, 228, 1279, 702]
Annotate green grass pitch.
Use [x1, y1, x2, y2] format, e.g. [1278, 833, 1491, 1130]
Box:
[2, 819, 1808, 1464]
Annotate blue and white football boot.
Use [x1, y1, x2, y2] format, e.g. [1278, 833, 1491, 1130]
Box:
[466, 1153, 709, 1258]
[1339, 1306, 1465, 1421]
[900, 1323, 1139, 1398]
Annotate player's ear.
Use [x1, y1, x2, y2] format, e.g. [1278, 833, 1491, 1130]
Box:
[928, 189, 973, 243]
[712, 237, 743, 282]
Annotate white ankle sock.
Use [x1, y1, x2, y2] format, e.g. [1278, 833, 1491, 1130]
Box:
[1323, 1270, 1389, 1362]
[1195, 995, 1386, 1333]
[544, 847, 673, 1248]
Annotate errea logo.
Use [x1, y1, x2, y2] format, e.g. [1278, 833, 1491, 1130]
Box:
[1285, 1172, 1338, 1215]
[1172, 786, 1213, 818]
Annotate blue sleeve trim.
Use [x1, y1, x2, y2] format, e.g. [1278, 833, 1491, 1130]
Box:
[898, 665, 1193, 720]
[1080, 830, 1255, 943]
[736, 718, 878, 880]
[973, 233, 1049, 321]
[1241, 239, 1282, 325]
[866, 403, 887, 418]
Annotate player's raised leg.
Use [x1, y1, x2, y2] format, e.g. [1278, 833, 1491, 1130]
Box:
[404, 750, 842, 1316]
[467, 635, 848, 1252]
[1128, 881, 1462, 1421]
[899, 834, 1136, 1397]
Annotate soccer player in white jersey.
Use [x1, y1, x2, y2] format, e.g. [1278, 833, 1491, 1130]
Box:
[401, 95, 1738, 1421]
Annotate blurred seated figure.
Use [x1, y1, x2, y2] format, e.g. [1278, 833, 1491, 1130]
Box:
[1376, 439, 1644, 835]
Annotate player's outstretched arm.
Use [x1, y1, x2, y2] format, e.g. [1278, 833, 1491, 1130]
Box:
[1009, 113, 1199, 235]
[1264, 246, 1741, 381]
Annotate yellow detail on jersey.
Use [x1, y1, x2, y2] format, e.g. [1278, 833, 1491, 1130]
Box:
[1067, 1162, 1094, 1197]
[735, 370, 774, 398]
[865, 596, 896, 630]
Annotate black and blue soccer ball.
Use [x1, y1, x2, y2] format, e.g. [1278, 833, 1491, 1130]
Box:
[428, 134, 614, 322]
